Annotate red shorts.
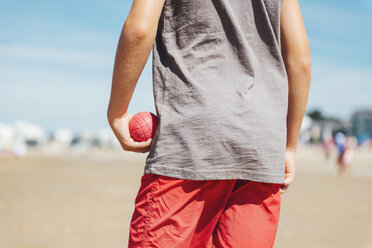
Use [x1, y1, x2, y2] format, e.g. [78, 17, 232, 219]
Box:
[128, 173, 282, 248]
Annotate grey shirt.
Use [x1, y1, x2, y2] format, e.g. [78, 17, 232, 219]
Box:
[144, 0, 288, 183]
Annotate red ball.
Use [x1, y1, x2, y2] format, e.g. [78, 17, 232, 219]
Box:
[129, 112, 158, 142]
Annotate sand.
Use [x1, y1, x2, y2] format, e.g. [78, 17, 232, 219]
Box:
[0, 147, 371, 248]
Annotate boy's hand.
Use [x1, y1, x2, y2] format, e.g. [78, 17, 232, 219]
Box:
[109, 113, 153, 153]
[280, 148, 296, 194]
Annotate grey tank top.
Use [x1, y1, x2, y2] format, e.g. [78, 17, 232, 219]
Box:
[144, 0, 288, 183]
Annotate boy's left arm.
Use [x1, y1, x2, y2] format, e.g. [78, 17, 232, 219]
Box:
[107, 0, 165, 153]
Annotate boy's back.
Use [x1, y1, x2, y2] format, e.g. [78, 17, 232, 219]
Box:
[146, 0, 288, 183]
[107, 0, 311, 246]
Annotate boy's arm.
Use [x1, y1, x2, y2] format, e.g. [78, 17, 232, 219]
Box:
[280, 0, 312, 192]
[107, 0, 165, 153]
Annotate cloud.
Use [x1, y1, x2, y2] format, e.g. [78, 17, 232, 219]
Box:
[0, 0, 146, 132]
[0, 43, 114, 70]
[301, 0, 372, 65]
[0, 49, 154, 132]
[308, 57, 372, 119]
[301, 0, 372, 119]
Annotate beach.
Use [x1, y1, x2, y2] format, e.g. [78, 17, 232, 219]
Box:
[0, 147, 371, 248]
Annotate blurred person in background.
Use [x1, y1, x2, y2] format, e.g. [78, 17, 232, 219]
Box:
[321, 128, 334, 161]
[334, 131, 354, 176]
[107, 0, 311, 247]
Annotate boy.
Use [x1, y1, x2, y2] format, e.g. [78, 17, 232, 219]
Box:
[107, 0, 311, 247]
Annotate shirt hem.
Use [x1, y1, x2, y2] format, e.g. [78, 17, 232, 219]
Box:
[143, 162, 285, 184]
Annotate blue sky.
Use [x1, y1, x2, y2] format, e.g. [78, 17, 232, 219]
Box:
[1, 0, 371, 132]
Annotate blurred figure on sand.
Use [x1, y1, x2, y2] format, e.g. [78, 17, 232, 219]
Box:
[334, 132, 354, 176]
[321, 127, 334, 161]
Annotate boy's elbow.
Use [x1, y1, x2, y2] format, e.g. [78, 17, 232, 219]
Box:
[286, 56, 312, 79]
[123, 18, 152, 41]
[297, 58, 312, 80]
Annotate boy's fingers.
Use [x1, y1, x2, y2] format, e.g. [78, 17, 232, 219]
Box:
[137, 139, 152, 147]
[134, 142, 152, 153]
[279, 185, 288, 194]
[280, 175, 295, 194]
[129, 139, 153, 149]
[124, 145, 150, 152]
[283, 175, 294, 186]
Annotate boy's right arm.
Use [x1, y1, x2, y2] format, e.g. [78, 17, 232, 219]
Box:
[107, 0, 165, 153]
[280, 0, 312, 193]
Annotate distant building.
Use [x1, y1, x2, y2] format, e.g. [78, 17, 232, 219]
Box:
[351, 109, 372, 144]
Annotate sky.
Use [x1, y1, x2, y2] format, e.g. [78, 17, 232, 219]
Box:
[1, 0, 371, 132]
